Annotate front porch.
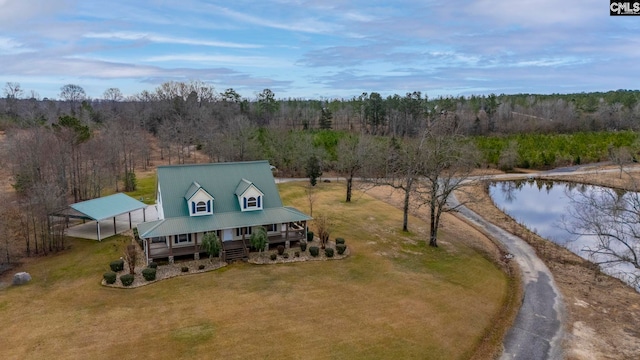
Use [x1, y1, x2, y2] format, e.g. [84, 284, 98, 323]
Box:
[143, 222, 307, 264]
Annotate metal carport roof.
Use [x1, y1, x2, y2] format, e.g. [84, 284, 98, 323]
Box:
[69, 193, 147, 221]
[54, 193, 148, 241]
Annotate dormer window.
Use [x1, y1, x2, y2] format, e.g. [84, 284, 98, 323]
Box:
[244, 196, 261, 210]
[185, 181, 214, 217]
[236, 178, 264, 212]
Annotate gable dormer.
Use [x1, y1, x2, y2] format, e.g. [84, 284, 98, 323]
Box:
[235, 178, 264, 212]
[184, 181, 214, 216]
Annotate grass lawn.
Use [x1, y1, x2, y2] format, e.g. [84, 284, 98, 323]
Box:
[0, 181, 508, 360]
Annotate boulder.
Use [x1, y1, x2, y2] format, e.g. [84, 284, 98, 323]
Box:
[12, 272, 32, 285]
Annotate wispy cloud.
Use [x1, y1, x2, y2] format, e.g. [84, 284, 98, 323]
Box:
[84, 31, 262, 49]
[208, 5, 337, 34]
[0, 36, 33, 54]
[145, 54, 293, 68]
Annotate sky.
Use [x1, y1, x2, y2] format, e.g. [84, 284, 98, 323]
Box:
[0, 0, 638, 101]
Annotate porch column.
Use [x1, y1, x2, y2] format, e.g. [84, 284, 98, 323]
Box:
[169, 235, 173, 260]
[145, 238, 151, 265]
[194, 233, 199, 260]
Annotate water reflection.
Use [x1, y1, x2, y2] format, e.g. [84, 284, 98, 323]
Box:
[489, 180, 640, 292]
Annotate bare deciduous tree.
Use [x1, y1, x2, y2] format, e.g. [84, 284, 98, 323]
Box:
[565, 186, 640, 289]
[313, 213, 332, 249]
[124, 243, 138, 275]
[608, 145, 634, 179]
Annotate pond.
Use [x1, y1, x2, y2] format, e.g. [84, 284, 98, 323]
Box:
[489, 179, 640, 292]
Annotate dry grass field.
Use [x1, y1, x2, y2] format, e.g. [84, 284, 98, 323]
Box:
[0, 181, 509, 360]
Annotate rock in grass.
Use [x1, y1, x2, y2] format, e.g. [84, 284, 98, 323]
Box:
[13, 272, 32, 285]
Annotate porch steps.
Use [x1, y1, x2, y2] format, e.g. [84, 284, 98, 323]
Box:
[222, 240, 248, 262]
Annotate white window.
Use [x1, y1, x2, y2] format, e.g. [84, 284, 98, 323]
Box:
[243, 196, 261, 210]
[247, 197, 257, 207]
[174, 233, 192, 244]
[236, 227, 252, 237]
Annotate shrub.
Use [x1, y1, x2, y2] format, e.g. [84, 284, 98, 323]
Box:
[181, 266, 189, 272]
[198, 264, 205, 270]
[148, 262, 158, 269]
[110, 259, 124, 272]
[309, 246, 319, 257]
[307, 231, 314, 242]
[336, 244, 347, 255]
[294, 251, 300, 257]
[300, 240, 307, 251]
[120, 274, 134, 286]
[277, 244, 285, 255]
[335, 237, 345, 245]
[103, 272, 117, 284]
[142, 268, 156, 281]
[270, 253, 277, 261]
[283, 253, 289, 259]
[201, 232, 221, 258]
[325, 248, 335, 257]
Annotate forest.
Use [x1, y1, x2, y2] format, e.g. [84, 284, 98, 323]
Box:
[1, 80, 640, 265]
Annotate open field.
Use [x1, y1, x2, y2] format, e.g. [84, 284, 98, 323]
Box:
[0, 181, 508, 360]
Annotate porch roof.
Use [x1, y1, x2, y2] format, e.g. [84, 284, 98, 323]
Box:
[137, 206, 311, 238]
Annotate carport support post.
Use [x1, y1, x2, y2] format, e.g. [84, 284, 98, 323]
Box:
[128, 212, 132, 229]
[113, 217, 117, 236]
[97, 222, 101, 242]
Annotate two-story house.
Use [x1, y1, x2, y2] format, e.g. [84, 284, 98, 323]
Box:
[136, 161, 311, 264]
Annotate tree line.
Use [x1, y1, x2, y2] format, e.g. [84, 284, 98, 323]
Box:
[1, 81, 640, 267]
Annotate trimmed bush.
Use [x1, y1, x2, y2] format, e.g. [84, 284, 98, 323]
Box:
[142, 268, 156, 281]
[181, 266, 189, 273]
[335, 238, 345, 245]
[325, 248, 335, 257]
[300, 240, 307, 252]
[306, 231, 314, 242]
[336, 244, 347, 255]
[120, 274, 134, 286]
[109, 259, 124, 272]
[148, 262, 158, 269]
[294, 251, 300, 257]
[277, 244, 285, 255]
[103, 272, 117, 284]
[270, 253, 277, 261]
[283, 253, 289, 259]
[309, 246, 319, 257]
[198, 264, 205, 270]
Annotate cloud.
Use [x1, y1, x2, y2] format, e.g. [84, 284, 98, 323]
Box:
[83, 31, 262, 49]
[0, 36, 33, 54]
[144, 54, 293, 68]
[0, 0, 75, 29]
[207, 4, 337, 34]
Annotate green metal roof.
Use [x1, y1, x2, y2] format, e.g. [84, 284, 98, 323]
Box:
[138, 207, 311, 238]
[184, 181, 202, 200]
[69, 193, 147, 221]
[157, 160, 283, 218]
[234, 178, 253, 196]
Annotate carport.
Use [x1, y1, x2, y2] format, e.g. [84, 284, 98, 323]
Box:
[54, 193, 149, 241]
